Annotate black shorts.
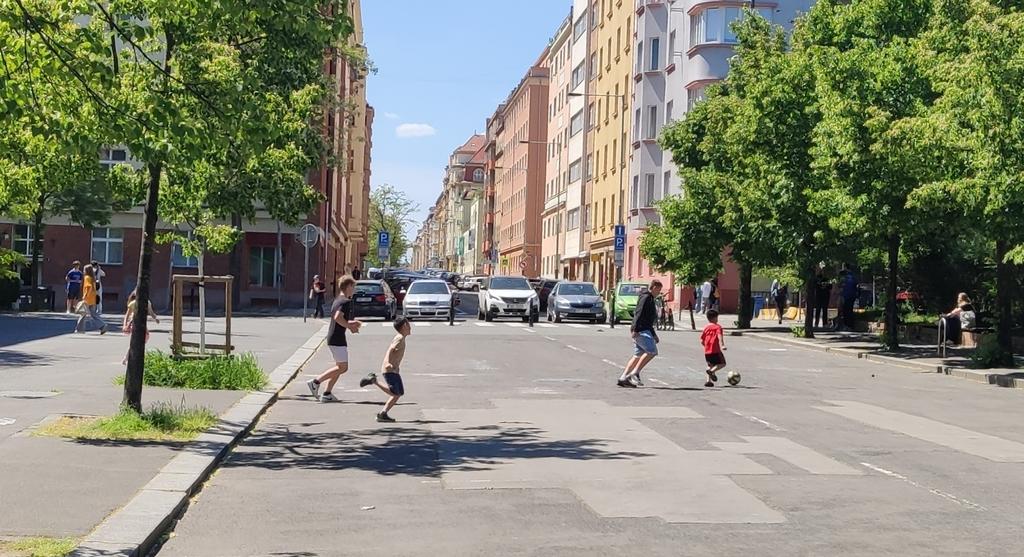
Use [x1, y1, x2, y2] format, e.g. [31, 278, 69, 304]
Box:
[383, 372, 404, 397]
[705, 353, 726, 367]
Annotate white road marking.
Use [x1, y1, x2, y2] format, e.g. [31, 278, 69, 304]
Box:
[534, 378, 590, 383]
[538, 323, 556, 328]
[648, 377, 670, 386]
[420, 480, 441, 484]
[474, 322, 495, 327]
[411, 373, 467, 377]
[568, 324, 587, 328]
[565, 345, 585, 353]
[0, 418, 16, 427]
[728, 409, 786, 432]
[767, 348, 788, 352]
[602, 359, 619, 367]
[544, 336, 557, 341]
[818, 401, 1024, 462]
[506, 323, 526, 328]
[860, 462, 986, 511]
[523, 328, 536, 333]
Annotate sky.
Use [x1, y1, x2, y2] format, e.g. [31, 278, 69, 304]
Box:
[362, 0, 573, 242]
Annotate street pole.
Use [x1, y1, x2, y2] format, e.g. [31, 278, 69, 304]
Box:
[612, 92, 626, 329]
[303, 243, 309, 323]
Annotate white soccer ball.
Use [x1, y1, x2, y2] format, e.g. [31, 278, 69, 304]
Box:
[727, 371, 741, 386]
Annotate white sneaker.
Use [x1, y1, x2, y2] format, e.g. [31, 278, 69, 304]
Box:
[306, 379, 320, 398]
[632, 374, 644, 387]
[319, 393, 338, 403]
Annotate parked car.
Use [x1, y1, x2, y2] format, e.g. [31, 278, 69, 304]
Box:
[351, 280, 397, 321]
[611, 281, 649, 324]
[547, 281, 605, 323]
[529, 278, 559, 313]
[402, 279, 454, 320]
[383, 272, 431, 308]
[460, 275, 487, 291]
[478, 275, 539, 322]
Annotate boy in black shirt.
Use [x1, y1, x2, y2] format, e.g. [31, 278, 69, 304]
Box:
[617, 280, 662, 388]
[307, 276, 363, 402]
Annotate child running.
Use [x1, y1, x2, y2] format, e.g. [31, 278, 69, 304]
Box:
[700, 309, 727, 387]
[307, 276, 362, 403]
[122, 290, 160, 365]
[358, 316, 412, 422]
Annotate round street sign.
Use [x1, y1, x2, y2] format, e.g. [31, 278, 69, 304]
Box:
[298, 223, 321, 248]
[520, 260, 527, 270]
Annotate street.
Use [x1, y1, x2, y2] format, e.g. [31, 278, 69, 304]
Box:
[155, 316, 1024, 556]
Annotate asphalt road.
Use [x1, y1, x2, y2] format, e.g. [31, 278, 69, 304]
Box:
[158, 317, 1024, 556]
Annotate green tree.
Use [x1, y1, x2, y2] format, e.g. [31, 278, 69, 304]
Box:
[369, 184, 418, 267]
[3, 0, 350, 411]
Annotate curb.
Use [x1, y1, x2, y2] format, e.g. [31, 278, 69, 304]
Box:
[735, 331, 1024, 391]
[70, 324, 329, 557]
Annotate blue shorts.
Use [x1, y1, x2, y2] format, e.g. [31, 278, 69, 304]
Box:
[633, 330, 658, 357]
[383, 372, 404, 397]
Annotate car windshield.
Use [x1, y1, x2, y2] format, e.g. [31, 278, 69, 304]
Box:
[490, 277, 531, 290]
[354, 283, 383, 294]
[409, 281, 449, 295]
[559, 284, 597, 296]
[619, 284, 647, 296]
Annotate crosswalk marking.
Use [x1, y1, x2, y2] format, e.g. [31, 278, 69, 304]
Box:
[537, 323, 556, 328]
[474, 322, 495, 327]
[568, 324, 587, 329]
[505, 323, 526, 328]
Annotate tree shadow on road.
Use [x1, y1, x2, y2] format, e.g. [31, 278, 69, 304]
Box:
[0, 349, 54, 367]
[222, 422, 654, 478]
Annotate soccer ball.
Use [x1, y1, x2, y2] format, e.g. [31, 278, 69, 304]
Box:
[727, 371, 741, 386]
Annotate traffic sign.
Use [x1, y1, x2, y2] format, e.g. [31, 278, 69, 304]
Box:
[614, 250, 624, 268]
[298, 223, 321, 248]
[378, 231, 391, 249]
[520, 260, 527, 270]
[613, 224, 626, 238]
[614, 236, 626, 250]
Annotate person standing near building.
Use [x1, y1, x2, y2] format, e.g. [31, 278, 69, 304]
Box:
[841, 269, 859, 330]
[309, 275, 326, 318]
[75, 264, 107, 334]
[617, 280, 662, 388]
[65, 261, 83, 313]
[699, 280, 712, 314]
[771, 280, 788, 325]
[307, 276, 362, 403]
[91, 260, 105, 315]
[814, 273, 832, 329]
[351, 266, 362, 281]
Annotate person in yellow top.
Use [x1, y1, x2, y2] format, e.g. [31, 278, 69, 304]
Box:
[75, 264, 108, 334]
[358, 316, 412, 422]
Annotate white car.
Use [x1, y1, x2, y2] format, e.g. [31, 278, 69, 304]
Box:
[478, 276, 539, 322]
[460, 275, 487, 291]
[402, 279, 453, 320]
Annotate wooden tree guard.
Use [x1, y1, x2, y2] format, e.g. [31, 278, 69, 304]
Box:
[172, 274, 234, 357]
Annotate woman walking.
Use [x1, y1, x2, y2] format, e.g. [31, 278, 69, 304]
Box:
[75, 264, 107, 334]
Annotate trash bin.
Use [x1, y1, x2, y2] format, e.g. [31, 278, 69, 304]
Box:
[752, 295, 765, 320]
[17, 286, 55, 312]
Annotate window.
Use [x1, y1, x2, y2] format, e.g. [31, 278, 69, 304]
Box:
[591, 2, 599, 29]
[588, 102, 596, 129]
[473, 168, 485, 182]
[569, 158, 583, 183]
[171, 241, 199, 268]
[590, 53, 598, 78]
[646, 105, 658, 140]
[632, 175, 640, 210]
[633, 107, 642, 141]
[687, 86, 707, 110]
[570, 109, 584, 136]
[583, 205, 590, 231]
[645, 173, 656, 207]
[99, 147, 128, 171]
[635, 41, 644, 74]
[601, 198, 607, 226]
[666, 101, 674, 124]
[91, 228, 124, 264]
[574, 11, 587, 41]
[249, 246, 278, 287]
[664, 170, 672, 198]
[586, 154, 594, 180]
[571, 61, 585, 89]
[13, 224, 35, 257]
[649, 37, 660, 71]
[669, 31, 676, 61]
[567, 208, 580, 230]
[691, 7, 772, 46]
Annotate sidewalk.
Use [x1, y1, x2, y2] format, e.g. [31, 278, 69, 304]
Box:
[734, 318, 1024, 389]
[0, 313, 328, 550]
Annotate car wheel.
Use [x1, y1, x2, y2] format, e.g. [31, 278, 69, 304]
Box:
[485, 310, 494, 322]
[554, 313, 563, 323]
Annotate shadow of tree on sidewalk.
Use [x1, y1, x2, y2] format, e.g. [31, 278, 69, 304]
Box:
[222, 422, 654, 478]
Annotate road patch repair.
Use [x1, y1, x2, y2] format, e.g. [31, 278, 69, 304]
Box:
[423, 399, 860, 524]
[69, 324, 328, 557]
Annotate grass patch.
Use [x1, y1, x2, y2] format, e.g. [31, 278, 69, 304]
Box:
[0, 536, 77, 557]
[114, 351, 266, 391]
[36, 403, 217, 442]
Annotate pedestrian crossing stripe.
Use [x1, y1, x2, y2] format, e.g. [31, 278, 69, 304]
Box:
[505, 323, 526, 328]
[474, 322, 495, 327]
[537, 323, 556, 328]
[568, 324, 587, 328]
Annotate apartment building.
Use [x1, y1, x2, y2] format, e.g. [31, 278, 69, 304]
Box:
[493, 57, 550, 277]
[625, 0, 813, 312]
[540, 11, 573, 279]
[442, 135, 487, 275]
[561, 0, 594, 281]
[588, 0, 634, 293]
[1, 0, 374, 310]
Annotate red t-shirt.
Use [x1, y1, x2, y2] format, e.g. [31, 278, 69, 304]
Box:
[700, 323, 723, 355]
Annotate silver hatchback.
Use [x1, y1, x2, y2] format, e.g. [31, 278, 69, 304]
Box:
[546, 281, 606, 324]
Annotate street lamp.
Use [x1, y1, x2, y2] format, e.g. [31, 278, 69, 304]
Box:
[569, 91, 628, 328]
[520, 139, 564, 279]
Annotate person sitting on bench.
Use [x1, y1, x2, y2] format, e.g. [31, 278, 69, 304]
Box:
[941, 293, 976, 345]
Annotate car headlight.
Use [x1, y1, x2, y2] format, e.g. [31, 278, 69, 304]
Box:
[557, 300, 571, 308]
[488, 292, 503, 302]
[594, 302, 605, 309]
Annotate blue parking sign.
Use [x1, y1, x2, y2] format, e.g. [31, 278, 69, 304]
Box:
[378, 231, 390, 249]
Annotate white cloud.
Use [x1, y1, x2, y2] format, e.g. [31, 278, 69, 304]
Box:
[382, 111, 400, 120]
[396, 123, 437, 138]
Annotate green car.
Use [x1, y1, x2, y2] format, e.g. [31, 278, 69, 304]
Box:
[611, 281, 649, 324]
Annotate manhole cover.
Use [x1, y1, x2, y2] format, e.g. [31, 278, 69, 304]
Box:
[0, 418, 15, 426]
[0, 391, 61, 399]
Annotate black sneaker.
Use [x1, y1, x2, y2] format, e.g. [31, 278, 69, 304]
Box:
[633, 373, 644, 387]
[704, 381, 715, 388]
[709, 371, 719, 383]
[376, 412, 396, 423]
[617, 379, 637, 388]
[359, 373, 377, 388]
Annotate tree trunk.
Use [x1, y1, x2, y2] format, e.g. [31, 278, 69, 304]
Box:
[229, 213, 242, 308]
[737, 261, 753, 329]
[995, 240, 1014, 360]
[29, 206, 45, 290]
[803, 263, 816, 339]
[883, 234, 900, 350]
[123, 162, 162, 413]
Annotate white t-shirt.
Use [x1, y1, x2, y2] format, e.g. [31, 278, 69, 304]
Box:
[701, 281, 712, 298]
[95, 267, 106, 286]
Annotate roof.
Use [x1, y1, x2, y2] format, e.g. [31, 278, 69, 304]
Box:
[455, 134, 486, 155]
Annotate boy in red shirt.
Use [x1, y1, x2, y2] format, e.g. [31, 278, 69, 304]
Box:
[700, 309, 727, 387]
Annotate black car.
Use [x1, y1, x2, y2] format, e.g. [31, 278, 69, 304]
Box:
[529, 278, 559, 313]
[351, 280, 397, 320]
